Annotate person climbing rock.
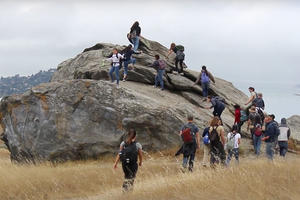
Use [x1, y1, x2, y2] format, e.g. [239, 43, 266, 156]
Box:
[121, 44, 140, 81]
[151, 55, 166, 90]
[193, 66, 215, 98]
[206, 96, 225, 120]
[166, 43, 185, 75]
[127, 21, 141, 53]
[105, 48, 123, 86]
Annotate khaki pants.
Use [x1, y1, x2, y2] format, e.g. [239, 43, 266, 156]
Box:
[202, 144, 210, 166]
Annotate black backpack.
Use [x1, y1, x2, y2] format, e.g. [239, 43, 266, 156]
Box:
[209, 127, 220, 145]
[120, 142, 138, 164]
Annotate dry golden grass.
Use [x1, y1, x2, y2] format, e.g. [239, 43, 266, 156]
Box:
[0, 147, 299, 200]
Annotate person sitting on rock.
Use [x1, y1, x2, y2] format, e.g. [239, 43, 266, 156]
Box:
[113, 128, 143, 192]
[127, 21, 141, 53]
[166, 43, 185, 75]
[121, 44, 140, 82]
[206, 96, 225, 121]
[105, 48, 123, 87]
[151, 55, 166, 91]
[193, 66, 215, 98]
[245, 87, 257, 116]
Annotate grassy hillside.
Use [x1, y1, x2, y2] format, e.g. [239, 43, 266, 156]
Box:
[0, 147, 299, 200]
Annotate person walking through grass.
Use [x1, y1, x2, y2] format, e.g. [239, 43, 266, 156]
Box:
[114, 128, 143, 192]
[226, 125, 241, 165]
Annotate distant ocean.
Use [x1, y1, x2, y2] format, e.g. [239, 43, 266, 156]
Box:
[233, 80, 300, 120]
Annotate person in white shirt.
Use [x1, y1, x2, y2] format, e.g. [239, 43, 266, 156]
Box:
[106, 48, 123, 86]
[226, 125, 241, 165]
[278, 118, 291, 157]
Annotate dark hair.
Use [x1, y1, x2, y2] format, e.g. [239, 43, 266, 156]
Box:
[254, 114, 262, 125]
[155, 55, 160, 60]
[113, 48, 118, 52]
[207, 95, 212, 99]
[126, 128, 137, 144]
[187, 115, 193, 121]
[130, 21, 139, 32]
[249, 87, 255, 91]
[231, 124, 239, 132]
[201, 65, 208, 75]
[170, 43, 176, 50]
[269, 114, 275, 120]
[234, 104, 241, 109]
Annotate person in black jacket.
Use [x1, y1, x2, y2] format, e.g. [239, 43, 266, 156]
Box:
[121, 44, 140, 81]
[128, 21, 141, 53]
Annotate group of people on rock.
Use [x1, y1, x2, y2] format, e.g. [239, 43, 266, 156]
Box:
[110, 22, 292, 192]
[104, 21, 188, 90]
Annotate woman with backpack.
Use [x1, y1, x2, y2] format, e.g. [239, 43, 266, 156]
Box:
[121, 44, 140, 82]
[151, 54, 166, 90]
[252, 114, 263, 156]
[226, 125, 241, 165]
[194, 66, 215, 98]
[209, 116, 226, 166]
[128, 21, 141, 53]
[106, 48, 123, 86]
[166, 43, 185, 74]
[113, 128, 143, 192]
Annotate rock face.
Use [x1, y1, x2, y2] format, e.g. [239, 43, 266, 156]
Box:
[0, 37, 249, 162]
[287, 115, 300, 143]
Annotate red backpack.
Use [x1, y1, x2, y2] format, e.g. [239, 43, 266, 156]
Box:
[182, 125, 194, 144]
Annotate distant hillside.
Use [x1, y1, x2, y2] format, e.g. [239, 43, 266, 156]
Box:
[0, 69, 56, 98]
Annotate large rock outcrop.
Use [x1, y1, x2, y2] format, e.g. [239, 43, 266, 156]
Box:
[0, 37, 249, 162]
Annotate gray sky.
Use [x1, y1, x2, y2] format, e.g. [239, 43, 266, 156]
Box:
[0, 0, 299, 117]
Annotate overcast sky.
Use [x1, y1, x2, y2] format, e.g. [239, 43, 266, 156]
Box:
[0, 0, 299, 82]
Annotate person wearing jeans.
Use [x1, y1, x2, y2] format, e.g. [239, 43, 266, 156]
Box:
[180, 115, 200, 172]
[226, 125, 241, 165]
[278, 118, 291, 157]
[106, 48, 123, 86]
[194, 66, 216, 98]
[155, 69, 165, 90]
[262, 114, 279, 160]
[129, 21, 141, 53]
[151, 55, 166, 90]
[202, 82, 209, 97]
[253, 134, 262, 155]
[123, 58, 136, 80]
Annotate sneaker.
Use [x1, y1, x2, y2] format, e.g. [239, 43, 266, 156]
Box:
[122, 79, 126, 82]
[153, 85, 157, 88]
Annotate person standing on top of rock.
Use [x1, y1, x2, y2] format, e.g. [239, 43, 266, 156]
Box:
[206, 96, 225, 120]
[166, 43, 185, 75]
[278, 118, 291, 157]
[253, 93, 265, 110]
[261, 114, 280, 160]
[151, 55, 166, 91]
[193, 66, 215, 98]
[127, 21, 141, 53]
[121, 44, 141, 82]
[106, 48, 123, 87]
[179, 115, 200, 172]
[114, 128, 143, 192]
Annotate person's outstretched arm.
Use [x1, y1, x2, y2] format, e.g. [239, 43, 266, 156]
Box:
[113, 145, 123, 169]
[138, 149, 143, 166]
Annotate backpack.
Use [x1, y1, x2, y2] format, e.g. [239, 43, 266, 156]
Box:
[111, 53, 120, 67]
[240, 110, 248, 122]
[254, 123, 263, 137]
[119, 142, 138, 164]
[203, 127, 210, 145]
[158, 59, 166, 70]
[227, 133, 235, 150]
[201, 72, 210, 83]
[214, 96, 226, 104]
[176, 45, 185, 52]
[181, 124, 194, 144]
[176, 51, 185, 60]
[209, 127, 220, 145]
[256, 107, 265, 122]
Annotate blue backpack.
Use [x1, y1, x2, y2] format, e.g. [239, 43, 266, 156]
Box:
[201, 72, 210, 83]
[203, 127, 210, 145]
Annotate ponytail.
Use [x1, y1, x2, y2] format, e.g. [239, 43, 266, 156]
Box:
[126, 128, 137, 144]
